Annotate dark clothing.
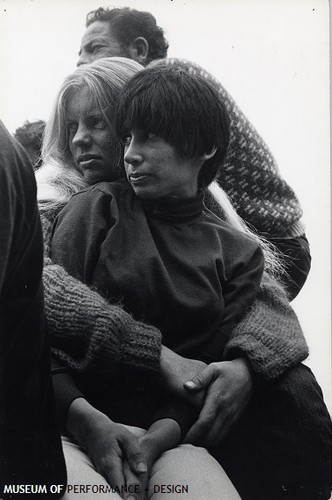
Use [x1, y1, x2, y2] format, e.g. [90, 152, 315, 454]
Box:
[52, 181, 264, 362]
[51, 180, 264, 433]
[204, 189, 311, 300]
[0, 121, 66, 496]
[213, 364, 331, 500]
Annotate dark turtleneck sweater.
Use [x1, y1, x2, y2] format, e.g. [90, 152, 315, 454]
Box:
[51, 179, 264, 433]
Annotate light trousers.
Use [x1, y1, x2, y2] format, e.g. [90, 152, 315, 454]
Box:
[61, 430, 240, 500]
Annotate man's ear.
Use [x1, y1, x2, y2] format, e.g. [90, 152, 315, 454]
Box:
[128, 37, 149, 65]
[201, 147, 217, 161]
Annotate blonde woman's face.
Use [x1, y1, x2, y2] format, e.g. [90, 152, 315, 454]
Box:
[66, 86, 117, 184]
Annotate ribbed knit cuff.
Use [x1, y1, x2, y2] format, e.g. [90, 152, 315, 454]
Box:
[276, 219, 305, 238]
[44, 261, 162, 375]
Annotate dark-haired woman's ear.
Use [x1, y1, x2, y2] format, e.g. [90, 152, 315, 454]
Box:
[201, 146, 217, 162]
[128, 37, 149, 66]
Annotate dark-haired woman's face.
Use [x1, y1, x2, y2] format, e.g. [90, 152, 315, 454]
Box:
[66, 86, 118, 184]
[123, 129, 202, 199]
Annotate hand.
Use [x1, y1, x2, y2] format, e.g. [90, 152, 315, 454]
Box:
[136, 419, 181, 499]
[67, 398, 147, 499]
[160, 346, 207, 406]
[183, 358, 253, 447]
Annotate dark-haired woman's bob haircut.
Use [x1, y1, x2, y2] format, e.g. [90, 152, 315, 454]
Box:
[114, 59, 230, 189]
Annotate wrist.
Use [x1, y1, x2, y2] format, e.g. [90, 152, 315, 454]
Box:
[141, 419, 181, 464]
[66, 397, 109, 445]
[160, 346, 180, 378]
[231, 357, 253, 392]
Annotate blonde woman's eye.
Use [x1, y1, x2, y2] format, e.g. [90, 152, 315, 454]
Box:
[67, 122, 77, 133]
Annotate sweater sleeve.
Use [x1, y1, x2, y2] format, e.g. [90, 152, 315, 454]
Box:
[223, 273, 309, 387]
[40, 206, 162, 375]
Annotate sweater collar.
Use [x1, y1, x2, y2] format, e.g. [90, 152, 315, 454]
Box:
[142, 191, 204, 223]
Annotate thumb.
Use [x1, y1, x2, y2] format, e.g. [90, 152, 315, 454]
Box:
[184, 364, 216, 392]
[121, 435, 148, 475]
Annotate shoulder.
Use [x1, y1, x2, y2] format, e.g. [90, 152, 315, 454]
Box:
[204, 211, 263, 257]
[70, 179, 132, 202]
[56, 180, 136, 226]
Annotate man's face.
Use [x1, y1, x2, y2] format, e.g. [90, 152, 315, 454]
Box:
[77, 21, 127, 66]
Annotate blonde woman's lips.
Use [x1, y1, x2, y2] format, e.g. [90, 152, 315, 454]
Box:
[77, 154, 101, 168]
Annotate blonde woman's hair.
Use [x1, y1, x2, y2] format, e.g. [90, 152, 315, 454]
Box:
[37, 57, 143, 210]
[208, 181, 286, 280]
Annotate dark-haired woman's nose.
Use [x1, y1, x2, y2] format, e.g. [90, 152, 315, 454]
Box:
[124, 139, 143, 166]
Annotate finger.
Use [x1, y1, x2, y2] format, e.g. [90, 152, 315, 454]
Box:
[184, 391, 220, 443]
[197, 409, 233, 448]
[184, 363, 217, 392]
[123, 461, 144, 500]
[121, 434, 148, 476]
[97, 449, 126, 493]
[186, 398, 239, 447]
[205, 400, 245, 447]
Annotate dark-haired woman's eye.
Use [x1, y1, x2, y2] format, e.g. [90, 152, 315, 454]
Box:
[122, 136, 131, 146]
[144, 131, 156, 140]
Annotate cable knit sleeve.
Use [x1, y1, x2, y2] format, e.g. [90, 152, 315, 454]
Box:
[40, 207, 162, 374]
[223, 273, 309, 386]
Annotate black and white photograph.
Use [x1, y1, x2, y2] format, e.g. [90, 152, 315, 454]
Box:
[0, 0, 331, 498]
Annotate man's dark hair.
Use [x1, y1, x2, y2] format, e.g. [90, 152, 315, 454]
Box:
[14, 119, 46, 169]
[86, 7, 168, 64]
[114, 60, 230, 189]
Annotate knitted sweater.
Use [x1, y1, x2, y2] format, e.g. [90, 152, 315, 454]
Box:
[41, 206, 162, 374]
[157, 59, 304, 238]
[41, 195, 308, 387]
[224, 273, 308, 386]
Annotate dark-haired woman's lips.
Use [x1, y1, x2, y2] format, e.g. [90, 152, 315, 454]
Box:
[129, 173, 150, 185]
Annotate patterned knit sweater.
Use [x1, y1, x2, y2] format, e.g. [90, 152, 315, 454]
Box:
[41, 202, 308, 387]
[155, 59, 304, 238]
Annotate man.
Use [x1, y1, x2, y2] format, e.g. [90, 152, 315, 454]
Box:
[78, 6, 311, 301]
[78, 7, 167, 67]
[0, 120, 66, 496]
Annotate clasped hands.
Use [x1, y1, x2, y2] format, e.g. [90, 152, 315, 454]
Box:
[160, 346, 253, 447]
[67, 350, 253, 500]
